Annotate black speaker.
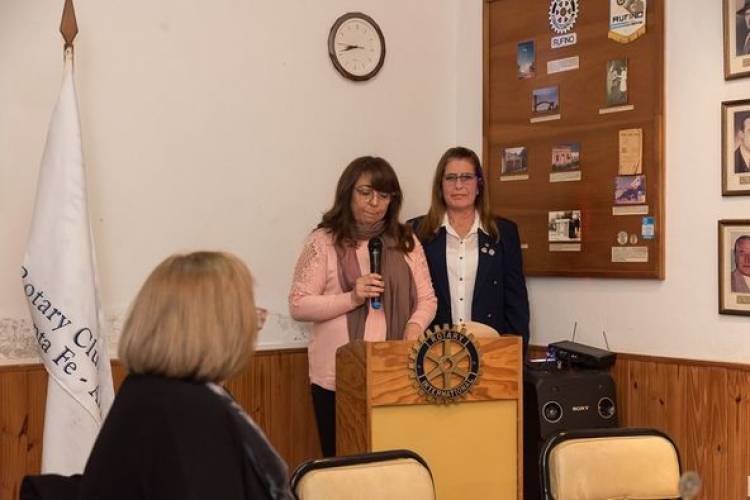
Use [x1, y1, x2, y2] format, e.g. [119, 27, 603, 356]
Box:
[523, 365, 618, 500]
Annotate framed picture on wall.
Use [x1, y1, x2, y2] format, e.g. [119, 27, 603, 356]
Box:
[718, 220, 750, 316]
[724, 0, 750, 79]
[722, 99, 750, 195]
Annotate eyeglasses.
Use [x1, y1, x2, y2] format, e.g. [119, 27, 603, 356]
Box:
[444, 173, 478, 184]
[355, 186, 394, 202]
[256, 307, 268, 330]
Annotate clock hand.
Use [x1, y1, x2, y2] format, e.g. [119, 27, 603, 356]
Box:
[336, 43, 365, 52]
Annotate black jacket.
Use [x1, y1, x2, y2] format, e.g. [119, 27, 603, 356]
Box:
[77, 374, 292, 500]
[410, 216, 530, 349]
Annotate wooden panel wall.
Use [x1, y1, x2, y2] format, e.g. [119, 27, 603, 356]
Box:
[2, 348, 749, 500]
[617, 355, 750, 500]
[531, 348, 750, 500]
[0, 349, 320, 500]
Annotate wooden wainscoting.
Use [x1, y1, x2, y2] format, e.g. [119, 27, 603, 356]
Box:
[0, 349, 321, 500]
[530, 347, 750, 500]
[612, 353, 750, 500]
[223, 349, 320, 469]
[3, 347, 749, 500]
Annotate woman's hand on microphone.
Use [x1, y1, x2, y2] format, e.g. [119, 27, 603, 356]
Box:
[351, 273, 385, 306]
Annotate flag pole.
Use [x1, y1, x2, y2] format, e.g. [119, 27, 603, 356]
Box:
[24, 0, 114, 473]
[60, 0, 78, 50]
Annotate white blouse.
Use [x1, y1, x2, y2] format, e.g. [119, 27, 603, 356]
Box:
[442, 212, 482, 325]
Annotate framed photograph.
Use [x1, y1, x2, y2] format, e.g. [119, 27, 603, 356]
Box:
[551, 144, 580, 172]
[501, 146, 529, 181]
[517, 40, 536, 79]
[606, 58, 628, 107]
[550, 143, 581, 182]
[718, 219, 750, 315]
[724, 0, 750, 79]
[614, 175, 646, 205]
[721, 99, 750, 195]
[532, 86, 559, 114]
[548, 210, 582, 242]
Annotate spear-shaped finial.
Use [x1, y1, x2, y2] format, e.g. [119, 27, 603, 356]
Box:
[60, 0, 78, 49]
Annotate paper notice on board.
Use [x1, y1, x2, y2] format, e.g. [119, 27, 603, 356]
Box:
[613, 205, 649, 216]
[611, 246, 648, 263]
[547, 56, 580, 74]
[550, 243, 581, 252]
[618, 128, 643, 174]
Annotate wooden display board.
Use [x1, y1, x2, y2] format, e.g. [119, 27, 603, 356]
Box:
[483, 0, 664, 278]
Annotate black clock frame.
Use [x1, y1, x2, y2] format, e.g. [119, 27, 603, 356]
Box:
[327, 12, 386, 82]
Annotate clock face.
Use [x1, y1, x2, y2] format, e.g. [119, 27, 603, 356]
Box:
[328, 13, 385, 81]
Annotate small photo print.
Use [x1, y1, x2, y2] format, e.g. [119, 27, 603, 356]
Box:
[725, 0, 750, 79]
[719, 220, 750, 315]
[614, 175, 646, 205]
[606, 58, 628, 107]
[517, 40, 536, 79]
[501, 146, 529, 179]
[551, 144, 581, 172]
[722, 99, 750, 195]
[532, 86, 560, 114]
[732, 109, 750, 173]
[729, 231, 750, 294]
[735, 0, 750, 57]
[548, 210, 582, 242]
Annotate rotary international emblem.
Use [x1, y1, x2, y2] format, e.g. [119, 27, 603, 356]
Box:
[548, 0, 579, 34]
[409, 324, 481, 404]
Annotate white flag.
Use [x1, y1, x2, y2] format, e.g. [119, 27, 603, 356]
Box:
[21, 50, 114, 475]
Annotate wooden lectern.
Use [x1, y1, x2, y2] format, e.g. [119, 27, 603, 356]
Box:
[336, 336, 523, 500]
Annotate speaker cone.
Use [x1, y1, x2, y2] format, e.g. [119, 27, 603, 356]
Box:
[542, 401, 563, 423]
[598, 396, 616, 419]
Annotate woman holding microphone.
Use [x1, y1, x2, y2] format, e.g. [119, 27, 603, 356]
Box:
[289, 156, 436, 457]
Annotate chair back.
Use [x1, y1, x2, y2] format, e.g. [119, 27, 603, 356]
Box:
[541, 427, 681, 500]
[290, 449, 435, 500]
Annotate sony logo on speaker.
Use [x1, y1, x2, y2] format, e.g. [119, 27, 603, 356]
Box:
[571, 405, 590, 412]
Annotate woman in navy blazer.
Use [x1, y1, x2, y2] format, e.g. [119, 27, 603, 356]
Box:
[410, 147, 529, 352]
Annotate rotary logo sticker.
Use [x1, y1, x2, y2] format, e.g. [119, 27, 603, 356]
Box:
[548, 0, 579, 35]
[409, 325, 481, 404]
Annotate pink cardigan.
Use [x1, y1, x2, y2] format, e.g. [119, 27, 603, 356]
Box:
[289, 229, 437, 390]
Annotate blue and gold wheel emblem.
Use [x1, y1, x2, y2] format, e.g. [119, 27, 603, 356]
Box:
[409, 325, 481, 404]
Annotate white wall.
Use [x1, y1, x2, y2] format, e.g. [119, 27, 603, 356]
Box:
[456, 0, 750, 363]
[4, 0, 749, 366]
[0, 0, 460, 363]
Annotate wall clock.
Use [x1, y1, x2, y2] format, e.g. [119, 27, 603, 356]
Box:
[328, 12, 386, 81]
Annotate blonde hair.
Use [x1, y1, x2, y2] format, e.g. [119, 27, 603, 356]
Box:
[119, 251, 258, 382]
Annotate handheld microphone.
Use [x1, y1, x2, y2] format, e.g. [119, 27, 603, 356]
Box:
[367, 237, 383, 309]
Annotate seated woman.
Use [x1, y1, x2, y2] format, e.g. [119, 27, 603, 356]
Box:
[77, 251, 293, 500]
[289, 156, 437, 458]
[411, 147, 529, 352]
